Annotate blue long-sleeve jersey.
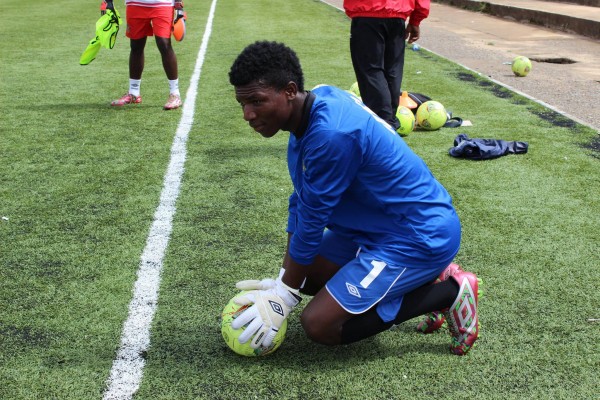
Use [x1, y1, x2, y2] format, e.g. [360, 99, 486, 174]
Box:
[286, 85, 460, 268]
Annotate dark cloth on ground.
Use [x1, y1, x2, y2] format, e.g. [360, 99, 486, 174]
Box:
[449, 133, 528, 160]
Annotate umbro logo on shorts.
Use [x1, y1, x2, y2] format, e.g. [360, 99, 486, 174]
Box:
[346, 282, 361, 298]
[269, 300, 284, 316]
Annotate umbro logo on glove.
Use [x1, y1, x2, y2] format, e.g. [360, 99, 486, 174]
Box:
[269, 300, 284, 316]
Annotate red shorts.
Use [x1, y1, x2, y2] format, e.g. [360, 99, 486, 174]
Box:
[126, 5, 174, 39]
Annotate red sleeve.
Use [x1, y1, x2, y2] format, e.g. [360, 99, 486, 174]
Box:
[409, 0, 430, 26]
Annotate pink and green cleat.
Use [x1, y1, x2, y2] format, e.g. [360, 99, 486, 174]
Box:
[445, 270, 480, 356]
[416, 262, 463, 334]
[111, 93, 142, 107]
[164, 94, 182, 110]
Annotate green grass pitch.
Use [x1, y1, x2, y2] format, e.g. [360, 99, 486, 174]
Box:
[0, 0, 598, 399]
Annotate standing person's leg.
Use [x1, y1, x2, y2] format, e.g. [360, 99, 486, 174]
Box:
[383, 18, 407, 129]
[155, 36, 182, 109]
[350, 17, 396, 128]
[111, 39, 146, 106]
[129, 37, 146, 81]
[155, 36, 178, 81]
[152, 6, 182, 110]
[111, 5, 149, 106]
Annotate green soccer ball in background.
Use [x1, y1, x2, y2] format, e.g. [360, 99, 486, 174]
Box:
[396, 105, 416, 136]
[512, 56, 532, 77]
[221, 291, 288, 357]
[348, 82, 361, 98]
[416, 100, 447, 131]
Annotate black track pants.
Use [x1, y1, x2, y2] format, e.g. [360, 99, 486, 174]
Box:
[350, 17, 406, 131]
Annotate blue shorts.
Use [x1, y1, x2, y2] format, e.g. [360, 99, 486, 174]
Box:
[320, 230, 454, 323]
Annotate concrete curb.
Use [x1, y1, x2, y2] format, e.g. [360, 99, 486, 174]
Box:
[433, 0, 600, 39]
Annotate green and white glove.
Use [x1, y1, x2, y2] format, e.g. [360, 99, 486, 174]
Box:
[232, 278, 301, 348]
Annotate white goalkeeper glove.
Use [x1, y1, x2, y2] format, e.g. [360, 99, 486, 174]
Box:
[231, 278, 301, 349]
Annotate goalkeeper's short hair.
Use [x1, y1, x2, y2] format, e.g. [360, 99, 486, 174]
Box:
[229, 41, 305, 91]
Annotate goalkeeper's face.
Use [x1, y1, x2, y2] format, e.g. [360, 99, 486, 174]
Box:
[235, 81, 295, 138]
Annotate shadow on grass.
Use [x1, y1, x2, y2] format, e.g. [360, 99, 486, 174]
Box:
[18, 103, 166, 112]
[148, 317, 453, 374]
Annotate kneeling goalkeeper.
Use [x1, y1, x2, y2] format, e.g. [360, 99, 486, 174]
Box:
[228, 41, 480, 356]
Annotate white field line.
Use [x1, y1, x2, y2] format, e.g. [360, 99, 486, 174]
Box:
[102, 0, 218, 398]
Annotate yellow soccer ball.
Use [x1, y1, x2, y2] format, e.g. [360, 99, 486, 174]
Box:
[416, 100, 447, 131]
[221, 291, 287, 357]
[396, 105, 416, 136]
[348, 82, 361, 98]
[512, 56, 532, 77]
